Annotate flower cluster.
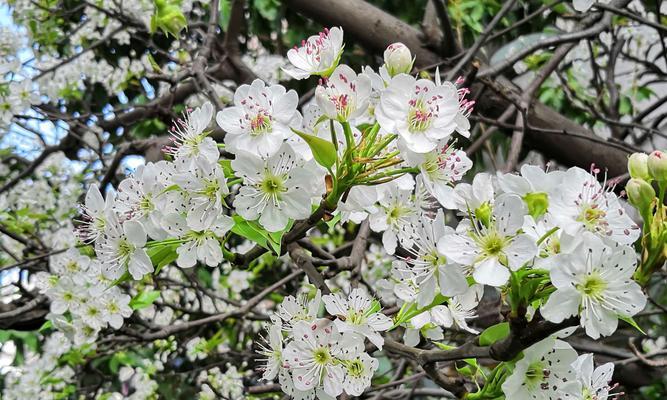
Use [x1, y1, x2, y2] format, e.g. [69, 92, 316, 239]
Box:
[33, 249, 132, 345]
[259, 289, 390, 397]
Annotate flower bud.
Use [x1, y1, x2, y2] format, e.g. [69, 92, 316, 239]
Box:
[626, 178, 655, 212]
[628, 152, 650, 181]
[384, 43, 413, 77]
[647, 150, 667, 182]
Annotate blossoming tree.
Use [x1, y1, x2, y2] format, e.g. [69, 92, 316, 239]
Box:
[1, 0, 666, 399]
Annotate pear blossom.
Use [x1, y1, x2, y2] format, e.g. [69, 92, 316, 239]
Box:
[497, 164, 564, 218]
[172, 159, 228, 231]
[322, 288, 392, 349]
[48, 277, 79, 314]
[383, 42, 413, 77]
[258, 321, 284, 381]
[571, 354, 616, 400]
[407, 142, 472, 209]
[101, 287, 132, 329]
[438, 194, 538, 287]
[435, 284, 483, 333]
[376, 74, 460, 153]
[283, 27, 344, 80]
[77, 184, 114, 243]
[550, 166, 640, 245]
[232, 144, 322, 232]
[369, 183, 419, 254]
[396, 210, 468, 307]
[217, 79, 299, 157]
[540, 233, 646, 339]
[340, 352, 379, 396]
[276, 290, 322, 330]
[161, 212, 234, 268]
[115, 162, 172, 239]
[282, 320, 362, 398]
[315, 64, 371, 122]
[501, 337, 580, 400]
[164, 101, 219, 168]
[96, 218, 153, 280]
[451, 172, 496, 214]
[522, 214, 578, 270]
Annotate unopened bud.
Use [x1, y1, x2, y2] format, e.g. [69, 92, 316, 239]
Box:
[626, 178, 655, 212]
[384, 43, 413, 77]
[647, 150, 667, 182]
[628, 152, 650, 181]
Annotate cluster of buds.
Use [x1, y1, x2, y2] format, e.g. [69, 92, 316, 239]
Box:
[625, 150, 667, 284]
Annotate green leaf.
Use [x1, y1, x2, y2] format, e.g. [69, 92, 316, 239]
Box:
[231, 215, 291, 254]
[618, 315, 646, 335]
[129, 290, 161, 310]
[147, 243, 179, 274]
[231, 215, 270, 250]
[479, 322, 510, 346]
[291, 128, 337, 170]
[218, 0, 232, 31]
[38, 320, 53, 333]
[253, 0, 280, 20]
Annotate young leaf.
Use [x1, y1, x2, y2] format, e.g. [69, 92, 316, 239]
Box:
[618, 315, 646, 335]
[129, 290, 161, 310]
[291, 128, 337, 170]
[479, 322, 510, 346]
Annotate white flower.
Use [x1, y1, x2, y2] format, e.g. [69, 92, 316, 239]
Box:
[51, 248, 90, 285]
[162, 212, 234, 268]
[228, 270, 251, 293]
[522, 214, 579, 270]
[322, 288, 392, 349]
[540, 233, 646, 339]
[369, 183, 419, 255]
[217, 79, 299, 157]
[315, 64, 371, 122]
[101, 287, 132, 329]
[376, 74, 459, 153]
[550, 167, 640, 245]
[74, 298, 106, 329]
[48, 277, 79, 314]
[451, 172, 496, 214]
[187, 337, 208, 361]
[438, 194, 538, 287]
[396, 210, 468, 307]
[72, 320, 101, 346]
[340, 352, 378, 396]
[172, 158, 229, 232]
[232, 144, 321, 232]
[497, 165, 564, 218]
[258, 321, 283, 381]
[276, 290, 322, 330]
[165, 101, 219, 168]
[410, 143, 472, 209]
[97, 218, 153, 280]
[283, 27, 344, 80]
[77, 184, 114, 243]
[115, 162, 171, 240]
[282, 320, 362, 398]
[435, 284, 483, 334]
[501, 337, 580, 400]
[571, 354, 615, 400]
